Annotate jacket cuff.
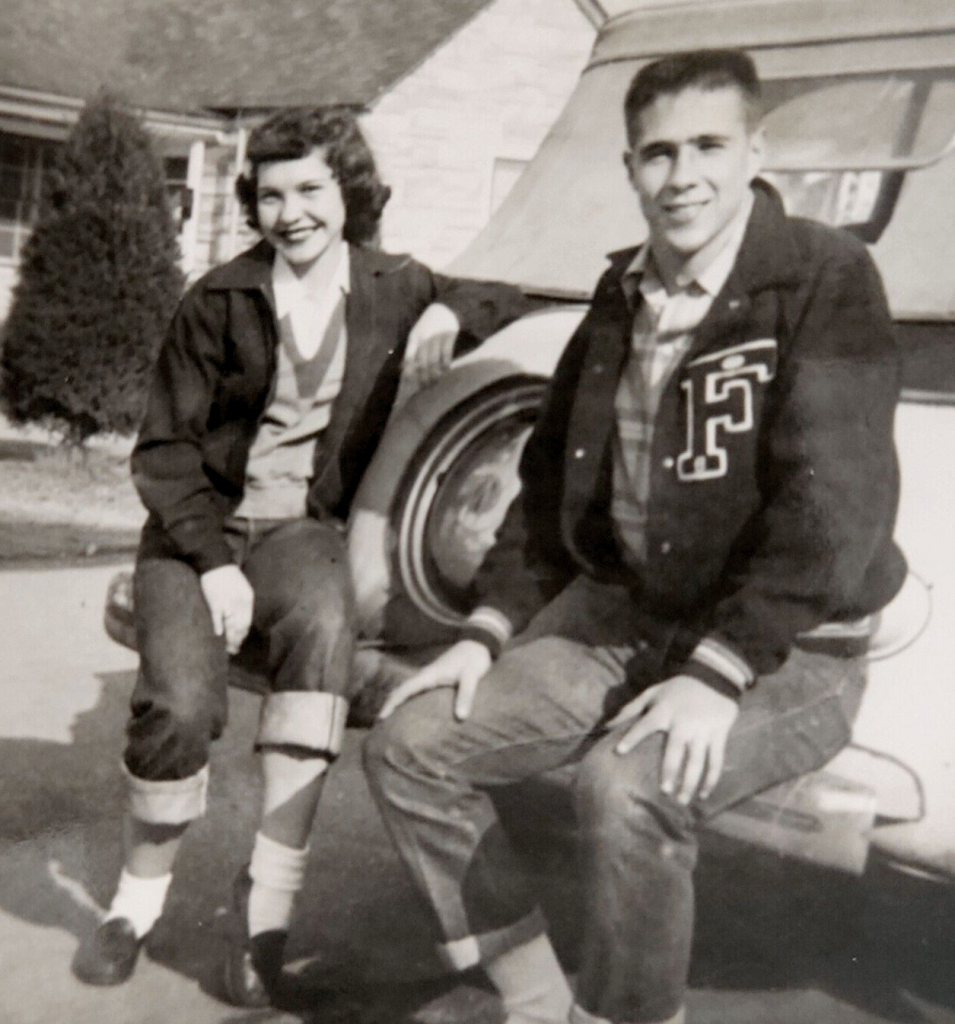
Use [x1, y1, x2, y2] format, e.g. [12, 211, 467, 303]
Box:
[459, 605, 515, 659]
[684, 634, 755, 700]
[168, 520, 233, 575]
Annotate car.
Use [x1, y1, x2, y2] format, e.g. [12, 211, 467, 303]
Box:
[346, 0, 955, 883]
[108, 0, 955, 883]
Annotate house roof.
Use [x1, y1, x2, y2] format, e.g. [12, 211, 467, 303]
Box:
[0, 0, 494, 116]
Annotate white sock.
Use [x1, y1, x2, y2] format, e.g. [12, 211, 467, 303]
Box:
[485, 933, 574, 1024]
[247, 831, 309, 937]
[104, 868, 173, 939]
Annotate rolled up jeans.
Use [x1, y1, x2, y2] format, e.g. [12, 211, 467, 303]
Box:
[364, 574, 866, 1024]
[124, 516, 358, 824]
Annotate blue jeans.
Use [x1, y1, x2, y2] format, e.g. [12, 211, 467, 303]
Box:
[126, 516, 358, 788]
[364, 574, 866, 1024]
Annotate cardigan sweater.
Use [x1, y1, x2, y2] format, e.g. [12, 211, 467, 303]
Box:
[132, 241, 532, 574]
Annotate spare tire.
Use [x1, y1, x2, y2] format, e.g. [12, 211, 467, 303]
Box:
[348, 370, 546, 647]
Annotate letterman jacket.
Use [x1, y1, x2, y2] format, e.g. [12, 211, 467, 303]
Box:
[132, 241, 533, 574]
[464, 182, 907, 697]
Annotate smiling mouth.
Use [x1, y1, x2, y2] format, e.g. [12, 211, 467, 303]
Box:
[663, 201, 707, 223]
[279, 225, 323, 243]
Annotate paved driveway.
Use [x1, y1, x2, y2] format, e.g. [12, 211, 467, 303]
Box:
[1, 562, 954, 1024]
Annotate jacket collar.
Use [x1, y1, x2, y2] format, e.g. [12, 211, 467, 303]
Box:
[605, 179, 802, 301]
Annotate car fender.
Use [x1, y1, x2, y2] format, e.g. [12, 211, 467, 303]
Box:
[347, 305, 585, 640]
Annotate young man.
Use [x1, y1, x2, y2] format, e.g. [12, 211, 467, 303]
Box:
[71, 107, 530, 1007]
[365, 50, 906, 1024]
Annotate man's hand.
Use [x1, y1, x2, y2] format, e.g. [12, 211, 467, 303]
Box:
[378, 639, 492, 721]
[607, 674, 740, 805]
[200, 564, 254, 655]
[403, 303, 461, 386]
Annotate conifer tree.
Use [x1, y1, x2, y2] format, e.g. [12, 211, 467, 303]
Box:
[0, 91, 183, 442]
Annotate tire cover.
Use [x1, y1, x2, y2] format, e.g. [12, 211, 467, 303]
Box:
[347, 359, 542, 643]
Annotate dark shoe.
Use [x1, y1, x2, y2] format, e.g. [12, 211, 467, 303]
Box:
[220, 869, 288, 1008]
[72, 917, 143, 986]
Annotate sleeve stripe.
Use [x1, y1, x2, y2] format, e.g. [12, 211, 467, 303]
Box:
[690, 637, 754, 691]
[466, 606, 514, 647]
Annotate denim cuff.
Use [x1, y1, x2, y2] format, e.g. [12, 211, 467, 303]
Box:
[437, 906, 547, 971]
[256, 691, 348, 757]
[571, 1001, 685, 1024]
[124, 762, 209, 825]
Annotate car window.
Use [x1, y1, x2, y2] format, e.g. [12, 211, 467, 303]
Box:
[761, 71, 955, 241]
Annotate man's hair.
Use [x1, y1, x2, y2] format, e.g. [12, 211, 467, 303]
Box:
[235, 106, 391, 245]
[624, 49, 763, 144]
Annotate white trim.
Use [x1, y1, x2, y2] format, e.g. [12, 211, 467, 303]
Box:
[0, 85, 225, 139]
[691, 637, 754, 690]
[467, 606, 514, 646]
[178, 138, 206, 276]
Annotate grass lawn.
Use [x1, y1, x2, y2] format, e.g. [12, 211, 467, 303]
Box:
[0, 435, 144, 564]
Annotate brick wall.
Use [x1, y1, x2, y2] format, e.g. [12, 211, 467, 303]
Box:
[363, 0, 595, 270]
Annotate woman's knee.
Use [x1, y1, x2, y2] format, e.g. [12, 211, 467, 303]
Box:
[125, 674, 224, 781]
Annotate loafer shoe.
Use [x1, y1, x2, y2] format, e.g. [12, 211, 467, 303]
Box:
[72, 917, 144, 986]
[220, 868, 288, 1008]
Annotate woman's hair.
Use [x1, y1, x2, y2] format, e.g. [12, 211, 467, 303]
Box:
[235, 106, 391, 244]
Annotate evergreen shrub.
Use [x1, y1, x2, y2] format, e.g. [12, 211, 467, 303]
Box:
[0, 91, 184, 443]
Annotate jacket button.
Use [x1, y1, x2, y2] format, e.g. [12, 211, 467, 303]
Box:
[663, 457, 675, 469]
[660, 540, 672, 554]
[574, 448, 586, 459]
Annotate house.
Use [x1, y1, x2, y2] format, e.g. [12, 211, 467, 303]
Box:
[0, 0, 602, 319]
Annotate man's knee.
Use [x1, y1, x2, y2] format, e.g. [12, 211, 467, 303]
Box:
[575, 735, 672, 832]
[363, 692, 457, 793]
[575, 736, 698, 872]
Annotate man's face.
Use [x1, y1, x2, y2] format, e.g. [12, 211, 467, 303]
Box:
[256, 147, 347, 271]
[625, 86, 764, 267]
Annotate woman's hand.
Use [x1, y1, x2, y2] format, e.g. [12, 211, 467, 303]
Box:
[200, 564, 254, 655]
[403, 303, 461, 386]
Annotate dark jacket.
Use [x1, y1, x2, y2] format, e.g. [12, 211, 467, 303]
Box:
[132, 241, 532, 573]
[468, 183, 907, 690]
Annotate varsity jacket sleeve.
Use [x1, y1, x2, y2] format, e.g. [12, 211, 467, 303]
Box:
[459, 318, 590, 655]
[682, 236, 902, 697]
[131, 285, 235, 574]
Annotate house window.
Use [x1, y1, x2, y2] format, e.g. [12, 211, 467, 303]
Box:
[164, 155, 192, 227]
[0, 132, 60, 261]
[0, 134, 194, 263]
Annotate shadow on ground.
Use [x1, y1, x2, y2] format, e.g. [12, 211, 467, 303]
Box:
[2, 668, 954, 1024]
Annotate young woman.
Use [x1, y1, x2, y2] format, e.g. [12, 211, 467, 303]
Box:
[72, 107, 529, 1007]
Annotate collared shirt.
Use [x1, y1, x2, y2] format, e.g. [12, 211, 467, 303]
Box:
[233, 248, 350, 519]
[272, 247, 351, 360]
[612, 192, 753, 565]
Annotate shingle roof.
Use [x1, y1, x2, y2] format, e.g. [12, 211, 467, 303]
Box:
[0, 0, 493, 115]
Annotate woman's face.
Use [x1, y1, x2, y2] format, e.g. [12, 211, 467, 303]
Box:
[255, 147, 347, 272]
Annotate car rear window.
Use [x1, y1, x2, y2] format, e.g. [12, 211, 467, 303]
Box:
[761, 71, 955, 241]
